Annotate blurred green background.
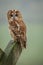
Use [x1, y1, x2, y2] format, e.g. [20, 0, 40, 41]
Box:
[0, 0, 43, 65]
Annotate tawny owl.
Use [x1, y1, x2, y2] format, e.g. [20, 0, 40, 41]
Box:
[7, 9, 26, 48]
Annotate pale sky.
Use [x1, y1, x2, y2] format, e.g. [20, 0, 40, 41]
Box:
[0, 0, 43, 24]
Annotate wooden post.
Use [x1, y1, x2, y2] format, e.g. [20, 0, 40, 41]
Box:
[0, 40, 22, 65]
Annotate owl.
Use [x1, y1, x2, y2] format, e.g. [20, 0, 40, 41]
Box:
[7, 9, 26, 48]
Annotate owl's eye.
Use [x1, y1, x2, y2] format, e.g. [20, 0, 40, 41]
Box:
[15, 14, 18, 17]
[10, 14, 13, 17]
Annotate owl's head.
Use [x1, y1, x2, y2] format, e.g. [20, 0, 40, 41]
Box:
[7, 10, 22, 23]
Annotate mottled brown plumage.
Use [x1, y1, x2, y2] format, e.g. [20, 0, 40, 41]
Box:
[7, 9, 27, 48]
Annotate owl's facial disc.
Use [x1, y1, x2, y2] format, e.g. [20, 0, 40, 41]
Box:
[9, 17, 13, 22]
[13, 13, 18, 20]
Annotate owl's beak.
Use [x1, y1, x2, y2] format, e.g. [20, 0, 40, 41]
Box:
[13, 14, 18, 21]
[13, 14, 15, 19]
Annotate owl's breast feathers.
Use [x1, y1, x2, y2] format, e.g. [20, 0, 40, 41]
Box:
[9, 20, 26, 36]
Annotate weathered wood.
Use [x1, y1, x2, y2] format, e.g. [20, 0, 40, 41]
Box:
[0, 40, 22, 65]
[0, 49, 4, 61]
[0, 48, 6, 65]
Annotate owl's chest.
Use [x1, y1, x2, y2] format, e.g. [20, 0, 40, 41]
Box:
[9, 20, 25, 32]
